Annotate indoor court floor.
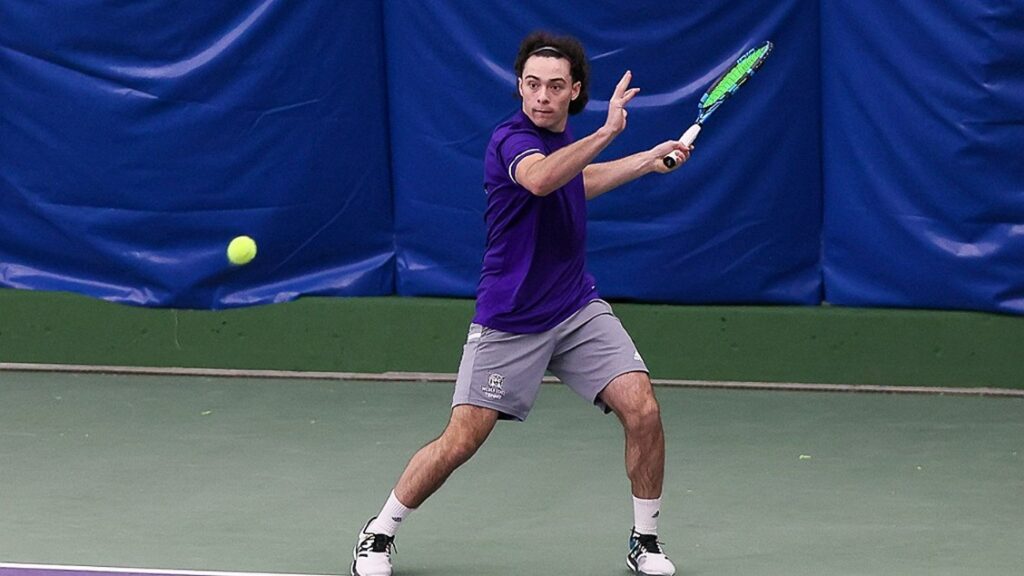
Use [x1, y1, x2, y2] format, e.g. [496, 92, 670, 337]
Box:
[1, 370, 1022, 576]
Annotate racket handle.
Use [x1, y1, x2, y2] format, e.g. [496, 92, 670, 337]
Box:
[663, 124, 701, 168]
[680, 123, 702, 146]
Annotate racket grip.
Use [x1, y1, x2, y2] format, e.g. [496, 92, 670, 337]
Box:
[662, 124, 701, 168]
[680, 123, 702, 146]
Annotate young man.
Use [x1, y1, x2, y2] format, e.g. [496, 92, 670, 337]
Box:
[352, 31, 692, 576]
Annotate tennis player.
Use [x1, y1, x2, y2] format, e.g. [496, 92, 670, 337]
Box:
[352, 31, 691, 576]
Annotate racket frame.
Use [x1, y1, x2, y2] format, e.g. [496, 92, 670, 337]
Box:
[663, 41, 773, 168]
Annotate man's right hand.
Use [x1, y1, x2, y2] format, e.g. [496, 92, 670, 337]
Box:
[650, 140, 693, 173]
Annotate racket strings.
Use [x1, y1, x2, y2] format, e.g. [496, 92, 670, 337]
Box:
[702, 44, 772, 110]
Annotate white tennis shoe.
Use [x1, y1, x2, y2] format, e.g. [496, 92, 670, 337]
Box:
[626, 528, 676, 576]
[351, 517, 395, 576]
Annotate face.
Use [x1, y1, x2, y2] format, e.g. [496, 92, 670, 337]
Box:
[518, 55, 581, 132]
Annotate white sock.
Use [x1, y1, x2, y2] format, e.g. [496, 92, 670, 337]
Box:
[368, 491, 414, 536]
[633, 496, 661, 536]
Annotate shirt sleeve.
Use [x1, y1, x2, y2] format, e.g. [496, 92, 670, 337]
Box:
[498, 129, 545, 186]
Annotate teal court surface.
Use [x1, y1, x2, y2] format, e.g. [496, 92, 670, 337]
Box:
[1, 370, 1022, 576]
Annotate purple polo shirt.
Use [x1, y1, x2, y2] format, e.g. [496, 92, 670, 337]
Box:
[473, 110, 598, 333]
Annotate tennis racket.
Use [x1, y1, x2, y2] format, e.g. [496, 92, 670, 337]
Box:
[664, 41, 774, 168]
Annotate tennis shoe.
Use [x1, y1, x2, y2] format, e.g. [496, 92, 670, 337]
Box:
[626, 528, 676, 576]
[351, 517, 395, 576]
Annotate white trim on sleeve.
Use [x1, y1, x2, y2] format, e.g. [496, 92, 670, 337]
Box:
[508, 148, 541, 184]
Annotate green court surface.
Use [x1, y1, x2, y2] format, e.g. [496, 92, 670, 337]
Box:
[1, 371, 1022, 575]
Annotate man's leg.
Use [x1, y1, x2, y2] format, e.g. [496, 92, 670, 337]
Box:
[352, 405, 498, 576]
[599, 371, 665, 500]
[353, 319, 548, 576]
[599, 371, 675, 576]
[395, 404, 499, 507]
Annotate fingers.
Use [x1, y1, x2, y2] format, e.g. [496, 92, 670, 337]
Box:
[676, 142, 693, 162]
[613, 72, 640, 107]
[606, 71, 638, 135]
[613, 70, 632, 99]
[673, 146, 692, 165]
[620, 87, 640, 106]
[659, 140, 694, 172]
[656, 139, 693, 157]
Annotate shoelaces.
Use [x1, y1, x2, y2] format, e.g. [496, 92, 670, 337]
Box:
[633, 533, 664, 555]
[358, 533, 396, 556]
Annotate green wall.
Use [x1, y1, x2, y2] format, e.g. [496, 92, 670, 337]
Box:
[1, 289, 1022, 389]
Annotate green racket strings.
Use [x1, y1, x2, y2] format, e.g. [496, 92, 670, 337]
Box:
[703, 43, 771, 109]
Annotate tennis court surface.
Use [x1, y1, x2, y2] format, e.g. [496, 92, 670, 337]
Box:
[2, 370, 1022, 575]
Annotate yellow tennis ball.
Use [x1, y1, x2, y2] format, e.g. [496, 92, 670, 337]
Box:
[226, 235, 257, 265]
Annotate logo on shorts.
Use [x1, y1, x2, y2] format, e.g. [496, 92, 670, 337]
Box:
[482, 373, 505, 400]
[634, 350, 643, 362]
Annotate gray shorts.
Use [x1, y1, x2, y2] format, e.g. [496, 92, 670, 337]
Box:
[452, 299, 648, 421]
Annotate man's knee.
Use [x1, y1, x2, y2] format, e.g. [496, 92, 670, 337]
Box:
[439, 405, 498, 465]
[624, 383, 663, 432]
[623, 394, 661, 431]
[448, 436, 483, 464]
[604, 372, 661, 427]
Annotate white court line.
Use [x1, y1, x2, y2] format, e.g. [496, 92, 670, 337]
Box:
[0, 563, 337, 576]
[1, 362, 1022, 397]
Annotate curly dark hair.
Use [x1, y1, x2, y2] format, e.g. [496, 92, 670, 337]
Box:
[514, 31, 589, 115]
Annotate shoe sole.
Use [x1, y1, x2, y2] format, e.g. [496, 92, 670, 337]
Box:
[626, 559, 671, 576]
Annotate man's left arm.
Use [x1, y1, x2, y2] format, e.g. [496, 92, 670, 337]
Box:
[583, 140, 692, 200]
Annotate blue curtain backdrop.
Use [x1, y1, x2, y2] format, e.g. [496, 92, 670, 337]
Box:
[0, 1, 395, 308]
[1, 1, 1021, 314]
[821, 0, 1024, 315]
